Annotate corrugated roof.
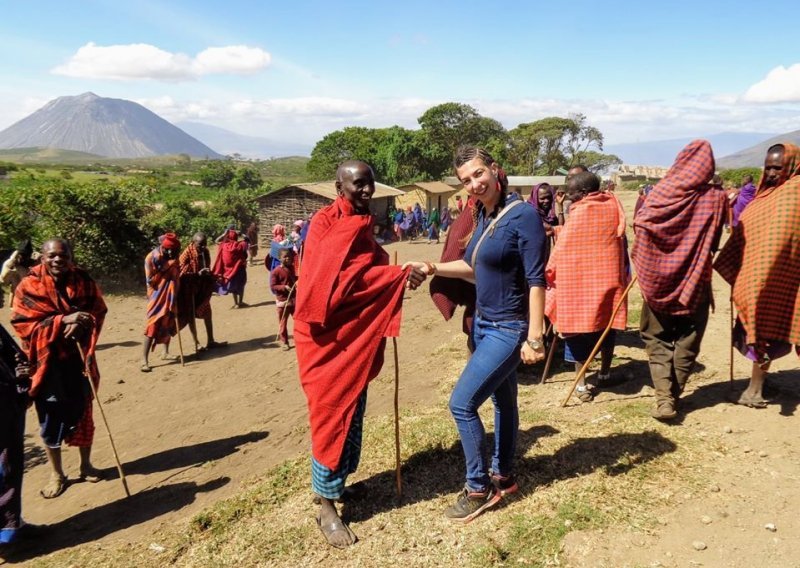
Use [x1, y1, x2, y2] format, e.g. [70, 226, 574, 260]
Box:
[256, 181, 403, 201]
[398, 181, 458, 194]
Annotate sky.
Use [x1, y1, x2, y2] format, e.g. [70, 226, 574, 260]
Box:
[2, 0, 800, 151]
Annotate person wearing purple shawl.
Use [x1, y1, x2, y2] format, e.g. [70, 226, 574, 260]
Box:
[440, 206, 452, 233]
[527, 183, 558, 234]
[731, 175, 756, 227]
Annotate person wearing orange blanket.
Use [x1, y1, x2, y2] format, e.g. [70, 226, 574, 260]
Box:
[715, 143, 800, 408]
[11, 239, 107, 499]
[141, 233, 180, 372]
[177, 232, 226, 353]
[295, 160, 426, 549]
[546, 171, 629, 403]
[633, 140, 726, 420]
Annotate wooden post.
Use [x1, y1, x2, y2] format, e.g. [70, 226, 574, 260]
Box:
[392, 249, 402, 497]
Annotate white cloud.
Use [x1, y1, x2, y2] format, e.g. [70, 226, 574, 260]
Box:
[52, 42, 271, 81]
[744, 64, 800, 103]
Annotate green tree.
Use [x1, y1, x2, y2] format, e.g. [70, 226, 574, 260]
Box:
[572, 150, 623, 172]
[416, 103, 508, 179]
[198, 161, 235, 187]
[232, 165, 263, 190]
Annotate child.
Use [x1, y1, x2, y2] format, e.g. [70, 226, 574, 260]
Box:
[270, 248, 297, 350]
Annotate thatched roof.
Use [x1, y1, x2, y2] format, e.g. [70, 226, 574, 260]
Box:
[256, 181, 403, 201]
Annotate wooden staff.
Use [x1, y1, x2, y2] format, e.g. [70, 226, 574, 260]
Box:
[392, 249, 402, 497]
[729, 297, 735, 388]
[173, 308, 185, 366]
[277, 282, 297, 342]
[76, 343, 131, 498]
[561, 276, 638, 407]
[540, 322, 557, 383]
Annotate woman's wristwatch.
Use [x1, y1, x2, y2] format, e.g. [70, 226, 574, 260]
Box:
[526, 338, 544, 350]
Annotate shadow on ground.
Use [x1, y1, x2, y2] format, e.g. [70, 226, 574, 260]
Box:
[343, 426, 676, 523]
[1, 478, 230, 563]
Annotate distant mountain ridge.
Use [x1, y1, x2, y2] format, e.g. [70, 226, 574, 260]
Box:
[606, 132, 777, 167]
[176, 121, 312, 159]
[0, 92, 222, 159]
[716, 129, 800, 169]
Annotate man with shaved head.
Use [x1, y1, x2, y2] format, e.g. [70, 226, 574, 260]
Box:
[11, 239, 107, 498]
[295, 160, 426, 548]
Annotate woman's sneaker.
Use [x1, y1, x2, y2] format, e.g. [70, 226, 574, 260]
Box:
[490, 472, 519, 497]
[444, 485, 501, 523]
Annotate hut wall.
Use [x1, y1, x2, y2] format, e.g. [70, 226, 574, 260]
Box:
[255, 189, 330, 251]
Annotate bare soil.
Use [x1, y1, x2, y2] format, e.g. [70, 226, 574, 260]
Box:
[3, 191, 800, 567]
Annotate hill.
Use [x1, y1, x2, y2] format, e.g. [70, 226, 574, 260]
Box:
[606, 132, 776, 166]
[176, 121, 312, 159]
[716, 128, 800, 168]
[0, 146, 104, 164]
[0, 92, 223, 159]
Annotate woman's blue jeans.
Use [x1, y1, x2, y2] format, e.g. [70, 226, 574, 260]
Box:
[449, 314, 526, 491]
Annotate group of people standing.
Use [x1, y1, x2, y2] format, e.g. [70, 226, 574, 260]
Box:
[392, 202, 452, 243]
[296, 141, 800, 549]
[1, 140, 797, 552]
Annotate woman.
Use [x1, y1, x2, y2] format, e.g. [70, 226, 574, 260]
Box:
[440, 205, 452, 234]
[212, 229, 249, 308]
[405, 146, 546, 523]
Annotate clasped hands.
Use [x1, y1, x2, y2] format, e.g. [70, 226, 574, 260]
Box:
[401, 261, 432, 291]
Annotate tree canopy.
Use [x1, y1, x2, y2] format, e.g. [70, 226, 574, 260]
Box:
[307, 105, 619, 183]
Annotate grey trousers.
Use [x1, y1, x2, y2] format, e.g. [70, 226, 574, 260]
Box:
[639, 299, 710, 404]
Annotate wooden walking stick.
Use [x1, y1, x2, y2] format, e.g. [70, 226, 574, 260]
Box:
[76, 343, 131, 498]
[561, 275, 638, 407]
[173, 308, 185, 366]
[392, 249, 402, 498]
[540, 322, 557, 383]
[729, 296, 735, 388]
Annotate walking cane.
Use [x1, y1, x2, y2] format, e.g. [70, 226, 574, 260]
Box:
[561, 276, 638, 407]
[729, 296, 735, 389]
[173, 308, 185, 366]
[392, 250, 402, 498]
[277, 283, 297, 343]
[76, 343, 131, 498]
[540, 322, 557, 383]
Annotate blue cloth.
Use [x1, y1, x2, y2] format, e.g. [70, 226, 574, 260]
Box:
[449, 315, 525, 491]
[563, 330, 617, 364]
[464, 194, 547, 321]
[311, 390, 367, 499]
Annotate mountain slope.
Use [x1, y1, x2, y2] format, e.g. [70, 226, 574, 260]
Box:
[716, 129, 800, 169]
[606, 132, 776, 166]
[176, 121, 312, 158]
[0, 92, 222, 158]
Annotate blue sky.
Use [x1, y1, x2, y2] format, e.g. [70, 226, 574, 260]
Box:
[1, 0, 799, 149]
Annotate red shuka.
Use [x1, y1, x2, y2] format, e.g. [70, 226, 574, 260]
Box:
[295, 197, 407, 470]
[10, 264, 106, 397]
[545, 192, 629, 333]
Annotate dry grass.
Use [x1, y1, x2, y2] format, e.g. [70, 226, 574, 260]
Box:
[25, 335, 715, 568]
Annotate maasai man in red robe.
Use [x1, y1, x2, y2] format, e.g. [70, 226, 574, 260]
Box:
[715, 143, 800, 408]
[545, 171, 629, 403]
[142, 233, 180, 372]
[177, 232, 226, 353]
[213, 228, 249, 308]
[295, 160, 426, 548]
[11, 239, 107, 498]
[633, 140, 726, 420]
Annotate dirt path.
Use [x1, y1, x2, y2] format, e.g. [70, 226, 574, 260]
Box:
[0, 238, 461, 556]
[3, 192, 800, 567]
